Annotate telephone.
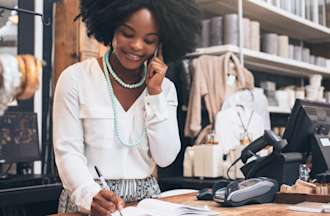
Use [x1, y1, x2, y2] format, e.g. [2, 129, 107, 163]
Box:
[240, 130, 287, 164]
[238, 130, 303, 185]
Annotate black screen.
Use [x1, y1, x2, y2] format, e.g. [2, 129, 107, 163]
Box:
[283, 99, 330, 153]
[0, 112, 40, 163]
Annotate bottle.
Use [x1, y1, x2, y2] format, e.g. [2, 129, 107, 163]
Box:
[207, 130, 218, 145]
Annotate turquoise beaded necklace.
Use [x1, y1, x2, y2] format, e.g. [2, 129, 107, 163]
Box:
[104, 49, 147, 89]
[102, 50, 147, 148]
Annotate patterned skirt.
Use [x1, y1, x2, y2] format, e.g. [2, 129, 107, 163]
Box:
[57, 176, 161, 213]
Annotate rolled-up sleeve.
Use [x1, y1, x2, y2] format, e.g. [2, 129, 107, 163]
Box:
[53, 68, 101, 213]
[144, 81, 181, 167]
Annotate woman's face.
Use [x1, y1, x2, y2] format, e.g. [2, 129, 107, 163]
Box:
[112, 8, 160, 70]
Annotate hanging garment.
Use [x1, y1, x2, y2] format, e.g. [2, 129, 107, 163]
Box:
[215, 105, 265, 179]
[184, 52, 254, 138]
[221, 88, 271, 130]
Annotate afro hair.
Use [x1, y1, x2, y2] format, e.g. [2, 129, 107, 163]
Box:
[78, 0, 201, 63]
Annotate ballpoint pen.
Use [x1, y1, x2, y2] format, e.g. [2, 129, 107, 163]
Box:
[94, 166, 124, 216]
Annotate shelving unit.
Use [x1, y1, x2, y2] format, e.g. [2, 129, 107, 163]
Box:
[188, 45, 330, 77]
[268, 106, 291, 114]
[194, 0, 330, 114]
[196, 0, 330, 42]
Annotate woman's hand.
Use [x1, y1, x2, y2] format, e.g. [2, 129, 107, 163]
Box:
[91, 189, 125, 216]
[146, 46, 168, 95]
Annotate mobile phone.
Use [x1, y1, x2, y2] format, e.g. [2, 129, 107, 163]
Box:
[147, 44, 161, 66]
[153, 47, 159, 58]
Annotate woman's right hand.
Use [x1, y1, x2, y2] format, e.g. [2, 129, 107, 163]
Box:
[91, 189, 125, 216]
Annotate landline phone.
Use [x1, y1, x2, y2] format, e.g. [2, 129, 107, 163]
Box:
[240, 130, 288, 164]
[226, 130, 287, 180]
[210, 131, 286, 206]
[239, 130, 304, 185]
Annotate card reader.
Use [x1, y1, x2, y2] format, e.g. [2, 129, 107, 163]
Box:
[213, 177, 278, 207]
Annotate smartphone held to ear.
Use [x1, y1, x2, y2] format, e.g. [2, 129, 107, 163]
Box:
[153, 46, 159, 58]
[146, 44, 161, 66]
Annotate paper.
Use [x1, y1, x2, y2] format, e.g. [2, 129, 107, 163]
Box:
[288, 202, 330, 213]
[112, 199, 218, 216]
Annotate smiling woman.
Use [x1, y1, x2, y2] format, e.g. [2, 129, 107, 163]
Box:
[52, 0, 201, 216]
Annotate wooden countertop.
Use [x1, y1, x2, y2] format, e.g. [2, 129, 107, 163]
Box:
[51, 192, 330, 216]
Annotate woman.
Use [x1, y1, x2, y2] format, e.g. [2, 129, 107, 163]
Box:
[53, 0, 200, 215]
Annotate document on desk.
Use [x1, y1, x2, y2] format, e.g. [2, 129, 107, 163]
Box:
[112, 198, 218, 216]
[288, 202, 330, 213]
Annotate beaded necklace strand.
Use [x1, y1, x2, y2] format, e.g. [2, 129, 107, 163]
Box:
[102, 51, 146, 147]
[104, 49, 147, 89]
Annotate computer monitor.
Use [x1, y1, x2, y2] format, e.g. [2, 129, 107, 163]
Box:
[283, 99, 330, 153]
[283, 99, 330, 176]
[0, 112, 40, 164]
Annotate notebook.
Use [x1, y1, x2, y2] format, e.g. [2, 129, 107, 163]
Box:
[112, 198, 218, 216]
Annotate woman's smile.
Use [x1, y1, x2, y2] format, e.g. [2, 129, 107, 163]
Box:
[122, 49, 144, 62]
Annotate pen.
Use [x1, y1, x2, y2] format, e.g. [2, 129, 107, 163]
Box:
[94, 166, 124, 216]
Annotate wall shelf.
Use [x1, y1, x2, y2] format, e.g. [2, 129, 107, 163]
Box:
[196, 0, 330, 42]
[188, 45, 330, 77]
[268, 106, 291, 114]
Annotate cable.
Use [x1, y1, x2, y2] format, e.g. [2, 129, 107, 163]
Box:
[5, 163, 13, 174]
[226, 157, 241, 181]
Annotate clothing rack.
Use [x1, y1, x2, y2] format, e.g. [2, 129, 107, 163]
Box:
[0, 4, 50, 178]
[0, 5, 50, 26]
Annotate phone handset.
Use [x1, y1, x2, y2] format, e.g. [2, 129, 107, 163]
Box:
[146, 44, 161, 66]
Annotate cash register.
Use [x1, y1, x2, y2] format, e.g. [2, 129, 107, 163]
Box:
[240, 99, 330, 184]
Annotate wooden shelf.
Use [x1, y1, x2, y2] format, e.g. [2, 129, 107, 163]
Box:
[188, 45, 330, 77]
[196, 0, 330, 42]
[268, 106, 291, 114]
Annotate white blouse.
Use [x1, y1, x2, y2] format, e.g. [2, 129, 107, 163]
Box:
[53, 58, 181, 212]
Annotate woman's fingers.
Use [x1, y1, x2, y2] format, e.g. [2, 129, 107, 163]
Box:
[158, 44, 164, 61]
[148, 60, 167, 75]
[117, 197, 125, 210]
[101, 190, 125, 209]
[91, 190, 124, 216]
[90, 203, 111, 216]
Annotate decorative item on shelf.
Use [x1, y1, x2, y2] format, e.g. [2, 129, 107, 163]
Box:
[305, 74, 325, 102]
[277, 35, 289, 58]
[210, 16, 223, 46]
[261, 81, 278, 106]
[293, 45, 303, 61]
[309, 55, 316, 65]
[288, 44, 294, 59]
[302, 48, 310, 62]
[261, 33, 278, 55]
[243, 18, 251, 49]
[200, 19, 210, 48]
[250, 21, 260, 51]
[224, 14, 239, 46]
[0, 54, 43, 115]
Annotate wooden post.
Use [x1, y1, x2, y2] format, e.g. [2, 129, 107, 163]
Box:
[53, 0, 80, 86]
[53, 0, 106, 87]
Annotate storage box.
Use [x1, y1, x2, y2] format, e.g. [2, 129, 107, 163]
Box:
[192, 144, 223, 178]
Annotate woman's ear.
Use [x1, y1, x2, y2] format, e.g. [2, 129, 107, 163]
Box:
[112, 37, 118, 52]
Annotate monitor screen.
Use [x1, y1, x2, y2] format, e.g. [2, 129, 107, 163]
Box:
[0, 112, 40, 163]
[283, 99, 330, 154]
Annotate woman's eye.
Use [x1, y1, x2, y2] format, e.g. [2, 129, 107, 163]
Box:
[144, 39, 158, 45]
[122, 31, 134, 38]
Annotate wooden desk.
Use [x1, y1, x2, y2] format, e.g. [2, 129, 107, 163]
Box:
[51, 193, 330, 216]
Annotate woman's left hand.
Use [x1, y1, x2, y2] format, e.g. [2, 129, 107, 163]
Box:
[146, 46, 168, 95]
